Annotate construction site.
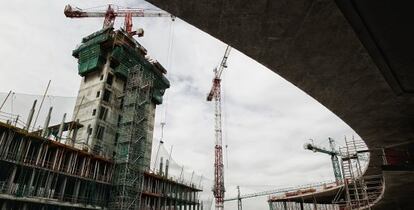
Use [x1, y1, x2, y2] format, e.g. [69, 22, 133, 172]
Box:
[1, 0, 414, 210]
[0, 4, 204, 210]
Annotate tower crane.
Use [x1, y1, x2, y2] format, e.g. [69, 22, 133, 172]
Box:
[304, 137, 343, 185]
[207, 45, 232, 210]
[64, 4, 174, 36]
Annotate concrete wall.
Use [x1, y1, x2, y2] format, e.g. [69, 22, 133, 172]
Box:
[72, 57, 125, 159]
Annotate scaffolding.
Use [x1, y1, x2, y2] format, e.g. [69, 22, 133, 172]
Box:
[333, 137, 383, 209]
[110, 65, 154, 210]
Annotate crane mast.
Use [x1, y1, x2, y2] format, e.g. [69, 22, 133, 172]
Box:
[207, 45, 231, 210]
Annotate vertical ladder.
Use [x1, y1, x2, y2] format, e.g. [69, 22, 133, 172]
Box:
[339, 137, 371, 210]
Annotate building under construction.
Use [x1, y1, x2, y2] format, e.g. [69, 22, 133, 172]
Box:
[0, 25, 203, 210]
[267, 138, 384, 210]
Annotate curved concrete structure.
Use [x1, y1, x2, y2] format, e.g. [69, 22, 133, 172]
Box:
[146, 0, 414, 209]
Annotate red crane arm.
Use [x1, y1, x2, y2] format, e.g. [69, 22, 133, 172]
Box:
[64, 5, 171, 18]
[64, 4, 173, 34]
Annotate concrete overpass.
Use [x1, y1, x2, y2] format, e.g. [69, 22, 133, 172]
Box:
[146, 0, 414, 209]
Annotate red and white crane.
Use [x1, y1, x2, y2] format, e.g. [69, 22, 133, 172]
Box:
[64, 4, 173, 36]
[207, 45, 231, 210]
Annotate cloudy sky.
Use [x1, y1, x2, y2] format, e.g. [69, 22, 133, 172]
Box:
[0, 1, 360, 209]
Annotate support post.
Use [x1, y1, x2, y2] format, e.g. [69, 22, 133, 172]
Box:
[73, 180, 81, 203]
[42, 107, 53, 137]
[0, 90, 11, 112]
[32, 80, 51, 131]
[71, 119, 79, 146]
[1, 201, 6, 210]
[165, 159, 169, 178]
[57, 113, 66, 142]
[59, 177, 67, 200]
[6, 166, 17, 194]
[28, 169, 36, 195]
[159, 157, 164, 175]
[25, 100, 37, 131]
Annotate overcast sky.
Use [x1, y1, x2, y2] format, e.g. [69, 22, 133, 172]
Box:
[0, 1, 360, 209]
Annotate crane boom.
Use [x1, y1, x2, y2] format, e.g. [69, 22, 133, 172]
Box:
[304, 138, 343, 184]
[64, 4, 173, 34]
[64, 5, 172, 18]
[224, 180, 335, 202]
[207, 46, 231, 102]
[207, 45, 231, 210]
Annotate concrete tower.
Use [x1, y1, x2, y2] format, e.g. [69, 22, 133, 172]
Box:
[71, 27, 169, 161]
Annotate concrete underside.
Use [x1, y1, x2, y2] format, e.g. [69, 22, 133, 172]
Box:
[146, 0, 414, 209]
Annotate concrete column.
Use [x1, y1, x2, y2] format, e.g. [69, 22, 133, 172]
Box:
[57, 113, 66, 142]
[35, 144, 44, 165]
[59, 177, 67, 200]
[41, 107, 53, 137]
[0, 132, 7, 154]
[71, 119, 79, 146]
[23, 141, 32, 163]
[44, 172, 54, 198]
[29, 169, 36, 195]
[66, 153, 73, 173]
[1, 201, 7, 210]
[41, 145, 49, 167]
[6, 166, 17, 194]
[25, 100, 37, 131]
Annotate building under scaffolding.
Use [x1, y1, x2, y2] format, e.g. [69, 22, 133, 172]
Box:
[267, 138, 383, 210]
[0, 26, 204, 210]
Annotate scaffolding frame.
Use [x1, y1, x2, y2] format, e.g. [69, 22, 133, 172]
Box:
[110, 65, 154, 210]
[334, 137, 383, 210]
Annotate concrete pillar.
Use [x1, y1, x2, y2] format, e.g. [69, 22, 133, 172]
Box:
[57, 113, 66, 142]
[41, 145, 49, 167]
[59, 177, 67, 200]
[45, 173, 54, 198]
[1, 201, 7, 210]
[313, 196, 318, 210]
[41, 107, 53, 137]
[71, 119, 79, 146]
[6, 166, 17, 194]
[28, 169, 36, 195]
[165, 159, 169, 178]
[35, 144, 44, 165]
[25, 100, 37, 131]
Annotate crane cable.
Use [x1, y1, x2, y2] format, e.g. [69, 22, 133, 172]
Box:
[161, 14, 175, 125]
[154, 16, 175, 171]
